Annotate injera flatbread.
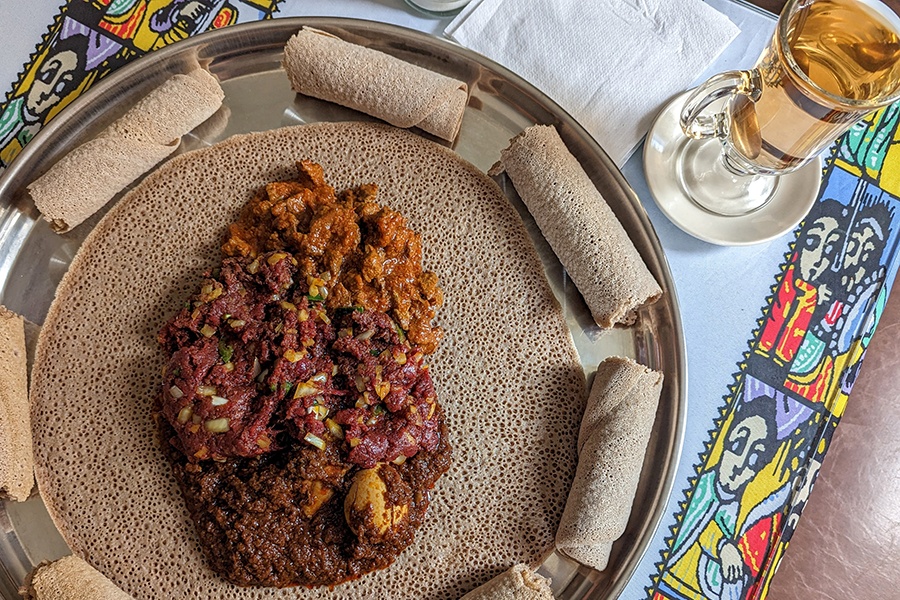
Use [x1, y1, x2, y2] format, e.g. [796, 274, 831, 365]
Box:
[283, 27, 467, 142]
[28, 69, 224, 233]
[0, 306, 33, 502]
[21, 555, 133, 600]
[30, 122, 586, 599]
[490, 125, 662, 328]
[460, 564, 555, 600]
[555, 356, 662, 570]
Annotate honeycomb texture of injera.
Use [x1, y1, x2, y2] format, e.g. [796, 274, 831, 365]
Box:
[555, 356, 662, 570]
[492, 125, 662, 328]
[30, 122, 585, 600]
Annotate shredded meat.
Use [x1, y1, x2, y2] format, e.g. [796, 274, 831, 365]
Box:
[222, 160, 443, 354]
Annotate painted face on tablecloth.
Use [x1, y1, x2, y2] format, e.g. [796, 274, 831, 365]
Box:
[27, 51, 78, 117]
[799, 214, 843, 283]
[719, 413, 770, 496]
[842, 213, 886, 291]
[25, 35, 88, 118]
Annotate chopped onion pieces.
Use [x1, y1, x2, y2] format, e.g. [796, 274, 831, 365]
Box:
[284, 349, 305, 363]
[293, 382, 319, 398]
[325, 418, 344, 439]
[176, 406, 193, 424]
[304, 433, 327, 450]
[204, 418, 230, 433]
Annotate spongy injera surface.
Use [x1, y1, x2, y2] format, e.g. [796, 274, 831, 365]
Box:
[30, 122, 585, 600]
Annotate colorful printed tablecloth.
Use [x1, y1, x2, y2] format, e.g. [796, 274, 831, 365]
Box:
[1, 1, 898, 599]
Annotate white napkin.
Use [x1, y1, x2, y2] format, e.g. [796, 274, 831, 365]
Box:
[446, 0, 740, 166]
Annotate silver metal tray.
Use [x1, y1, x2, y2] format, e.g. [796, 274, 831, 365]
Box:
[0, 18, 685, 600]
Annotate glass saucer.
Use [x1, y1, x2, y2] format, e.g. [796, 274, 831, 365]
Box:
[643, 90, 823, 246]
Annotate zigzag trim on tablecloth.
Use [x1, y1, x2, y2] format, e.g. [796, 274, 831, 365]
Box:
[648, 147, 900, 599]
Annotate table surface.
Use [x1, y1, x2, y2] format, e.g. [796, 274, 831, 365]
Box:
[1, 1, 897, 599]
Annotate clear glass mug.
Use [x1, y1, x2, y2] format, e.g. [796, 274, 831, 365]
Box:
[678, 0, 900, 216]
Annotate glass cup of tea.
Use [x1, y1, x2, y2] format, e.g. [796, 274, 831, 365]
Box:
[646, 0, 900, 229]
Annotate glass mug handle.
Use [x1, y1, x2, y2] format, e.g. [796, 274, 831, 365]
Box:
[680, 70, 763, 140]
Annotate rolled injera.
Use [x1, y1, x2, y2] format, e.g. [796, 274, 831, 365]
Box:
[0, 306, 32, 502]
[28, 69, 224, 233]
[460, 564, 555, 600]
[555, 356, 662, 570]
[20, 555, 134, 600]
[282, 27, 467, 142]
[490, 125, 662, 328]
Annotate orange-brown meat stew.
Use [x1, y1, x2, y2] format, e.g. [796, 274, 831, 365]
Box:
[222, 160, 443, 354]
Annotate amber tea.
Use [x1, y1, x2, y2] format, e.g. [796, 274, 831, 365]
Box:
[729, 0, 900, 172]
